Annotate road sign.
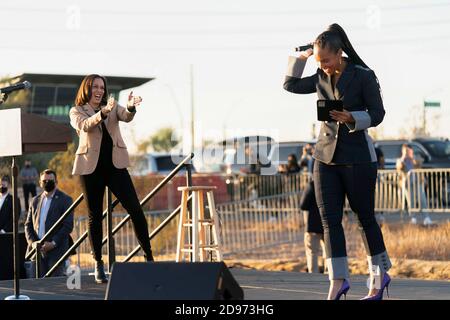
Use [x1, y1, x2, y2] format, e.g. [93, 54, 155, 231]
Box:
[424, 101, 440, 107]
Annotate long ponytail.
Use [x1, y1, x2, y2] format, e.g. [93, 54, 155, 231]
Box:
[315, 23, 369, 69]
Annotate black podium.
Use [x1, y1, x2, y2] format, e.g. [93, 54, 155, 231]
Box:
[0, 233, 27, 280]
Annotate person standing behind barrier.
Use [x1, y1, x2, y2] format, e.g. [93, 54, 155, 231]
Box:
[374, 144, 385, 169]
[284, 23, 392, 300]
[299, 144, 315, 174]
[70, 74, 154, 284]
[278, 154, 301, 174]
[396, 144, 433, 226]
[300, 179, 325, 273]
[19, 160, 38, 213]
[0, 175, 21, 233]
[24, 169, 73, 277]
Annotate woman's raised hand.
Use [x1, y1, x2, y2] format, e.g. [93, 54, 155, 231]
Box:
[103, 94, 116, 114]
[127, 91, 143, 108]
[299, 48, 314, 60]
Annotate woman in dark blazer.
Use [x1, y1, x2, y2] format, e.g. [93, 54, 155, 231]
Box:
[284, 24, 391, 300]
[70, 74, 154, 283]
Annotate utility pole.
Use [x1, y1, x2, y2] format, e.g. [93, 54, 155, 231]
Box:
[190, 64, 195, 153]
[423, 100, 426, 136]
[311, 123, 316, 140]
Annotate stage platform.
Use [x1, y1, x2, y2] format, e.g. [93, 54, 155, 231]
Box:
[0, 268, 449, 300]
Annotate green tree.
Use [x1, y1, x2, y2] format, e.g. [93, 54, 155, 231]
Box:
[48, 142, 76, 179]
[1, 153, 58, 182]
[147, 127, 179, 153]
[0, 76, 31, 110]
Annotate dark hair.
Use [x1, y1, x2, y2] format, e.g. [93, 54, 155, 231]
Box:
[1, 175, 10, 183]
[402, 143, 413, 149]
[74, 74, 108, 107]
[40, 169, 57, 181]
[314, 23, 368, 68]
[287, 154, 300, 172]
[288, 154, 298, 162]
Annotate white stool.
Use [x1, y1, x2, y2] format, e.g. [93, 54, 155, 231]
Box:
[176, 186, 223, 262]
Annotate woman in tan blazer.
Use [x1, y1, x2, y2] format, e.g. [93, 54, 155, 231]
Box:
[70, 74, 153, 283]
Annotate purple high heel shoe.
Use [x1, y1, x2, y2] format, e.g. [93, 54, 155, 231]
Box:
[361, 273, 391, 300]
[333, 279, 350, 300]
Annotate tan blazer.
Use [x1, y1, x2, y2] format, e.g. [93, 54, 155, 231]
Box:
[69, 103, 136, 175]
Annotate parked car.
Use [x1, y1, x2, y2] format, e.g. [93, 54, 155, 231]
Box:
[375, 138, 450, 169]
[220, 136, 275, 175]
[191, 145, 224, 173]
[130, 153, 195, 176]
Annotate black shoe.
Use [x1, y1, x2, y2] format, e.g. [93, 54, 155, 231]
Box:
[95, 260, 108, 284]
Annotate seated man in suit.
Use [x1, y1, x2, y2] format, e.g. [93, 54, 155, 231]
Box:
[0, 175, 21, 233]
[24, 169, 73, 277]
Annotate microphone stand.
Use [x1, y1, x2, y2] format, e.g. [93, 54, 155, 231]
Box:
[4, 157, 29, 300]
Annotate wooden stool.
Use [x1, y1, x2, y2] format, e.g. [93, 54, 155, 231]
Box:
[176, 186, 223, 262]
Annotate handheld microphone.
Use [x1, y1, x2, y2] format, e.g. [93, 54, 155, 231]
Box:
[295, 43, 313, 52]
[0, 81, 32, 94]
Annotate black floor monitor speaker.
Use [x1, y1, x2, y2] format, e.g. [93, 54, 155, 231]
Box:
[105, 262, 244, 300]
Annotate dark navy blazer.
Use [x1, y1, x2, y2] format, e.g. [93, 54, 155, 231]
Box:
[24, 189, 73, 262]
[284, 56, 385, 164]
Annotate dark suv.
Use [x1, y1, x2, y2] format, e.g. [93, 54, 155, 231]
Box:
[375, 138, 450, 169]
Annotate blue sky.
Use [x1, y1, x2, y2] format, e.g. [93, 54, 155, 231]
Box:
[1, 0, 449, 153]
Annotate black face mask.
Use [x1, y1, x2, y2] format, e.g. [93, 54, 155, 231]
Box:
[25, 164, 30, 168]
[43, 180, 55, 193]
[0, 187, 7, 194]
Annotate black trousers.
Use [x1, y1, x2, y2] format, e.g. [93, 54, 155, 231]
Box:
[313, 161, 391, 279]
[23, 183, 37, 212]
[80, 165, 152, 262]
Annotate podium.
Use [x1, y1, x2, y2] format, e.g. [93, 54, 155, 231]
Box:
[0, 108, 72, 299]
[0, 233, 27, 280]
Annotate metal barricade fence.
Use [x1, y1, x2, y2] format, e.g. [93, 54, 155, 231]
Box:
[228, 169, 450, 213]
[215, 193, 304, 255]
[228, 172, 311, 201]
[403, 169, 450, 213]
[71, 168, 450, 268]
[375, 170, 403, 213]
